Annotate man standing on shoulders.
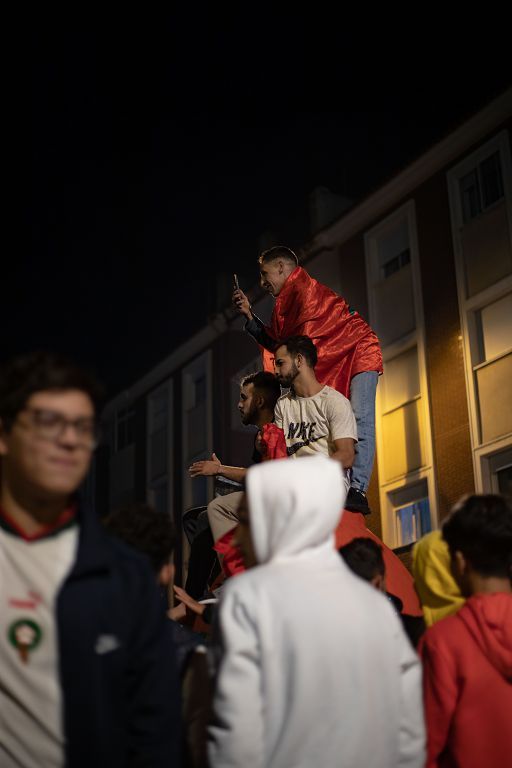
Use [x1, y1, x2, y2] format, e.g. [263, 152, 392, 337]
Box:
[234, 245, 382, 514]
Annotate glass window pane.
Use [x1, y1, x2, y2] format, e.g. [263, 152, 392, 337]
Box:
[461, 202, 512, 297]
[497, 465, 512, 497]
[477, 352, 512, 442]
[479, 293, 512, 361]
[396, 497, 431, 546]
[480, 151, 504, 209]
[382, 399, 425, 481]
[382, 346, 420, 413]
[459, 169, 481, 223]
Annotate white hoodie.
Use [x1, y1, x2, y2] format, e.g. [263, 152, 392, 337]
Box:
[208, 456, 425, 768]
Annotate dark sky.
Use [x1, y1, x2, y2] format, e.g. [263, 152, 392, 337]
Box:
[5, 12, 510, 398]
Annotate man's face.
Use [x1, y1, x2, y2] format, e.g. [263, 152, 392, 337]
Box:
[259, 259, 288, 297]
[234, 493, 257, 568]
[238, 383, 259, 426]
[274, 345, 299, 387]
[0, 390, 96, 500]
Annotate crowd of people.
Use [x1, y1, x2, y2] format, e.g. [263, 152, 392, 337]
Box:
[1, 246, 510, 767]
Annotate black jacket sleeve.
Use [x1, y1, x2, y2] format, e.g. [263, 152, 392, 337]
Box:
[244, 313, 276, 352]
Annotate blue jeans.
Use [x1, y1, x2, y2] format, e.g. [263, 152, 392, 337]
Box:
[349, 371, 379, 492]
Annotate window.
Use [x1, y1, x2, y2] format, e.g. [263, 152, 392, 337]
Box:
[389, 480, 432, 548]
[147, 383, 172, 517]
[116, 408, 135, 452]
[477, 293, 512, 363]
[459, 151, 504, 223]
[182, 351, 213, 509]
[365, 201, 437, 546]
[382, 248, 411, 279]
[448, 131, 512, 472]
[486, 447, 512, 497]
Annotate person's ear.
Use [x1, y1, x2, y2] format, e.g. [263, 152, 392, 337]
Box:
[296, 353, 303, 369]
[371, 573, 386, 593]
[452, 550, 467, 579]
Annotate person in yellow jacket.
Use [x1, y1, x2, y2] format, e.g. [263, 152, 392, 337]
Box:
[412, 530, 465, 626]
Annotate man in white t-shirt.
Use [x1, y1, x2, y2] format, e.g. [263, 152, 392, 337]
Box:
[274, 336, 424, 619]
[273, 336, 357, 486]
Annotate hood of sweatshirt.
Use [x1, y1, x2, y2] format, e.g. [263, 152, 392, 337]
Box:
[459, 593, 512, 679]
[246, 455, 346, 565]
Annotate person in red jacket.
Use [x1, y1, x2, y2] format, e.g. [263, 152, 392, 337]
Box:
[233, 245, 382, 514]
[418, 494, 512, 768]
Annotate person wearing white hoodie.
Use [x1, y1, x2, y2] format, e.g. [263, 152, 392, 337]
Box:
[208, 455, 425, 768]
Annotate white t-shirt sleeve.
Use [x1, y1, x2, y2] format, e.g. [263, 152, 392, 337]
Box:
[325, 390, 358, 442]
[274, 397, 284, 429]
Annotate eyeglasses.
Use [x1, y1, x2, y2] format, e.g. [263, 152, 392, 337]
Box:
[19, 408, 100, 449]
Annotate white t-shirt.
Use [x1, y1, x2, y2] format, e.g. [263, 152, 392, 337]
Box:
[0, 520, 78, 768]
[274, 385, 357, 459]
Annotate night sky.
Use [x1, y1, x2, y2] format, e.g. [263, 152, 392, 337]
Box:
[5, 12, 510, 398]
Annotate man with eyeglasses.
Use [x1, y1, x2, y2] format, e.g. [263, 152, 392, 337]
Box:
[0, 352, 180, 767]
[233, 245, 383, 516]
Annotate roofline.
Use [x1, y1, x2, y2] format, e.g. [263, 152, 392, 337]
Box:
[103, 89, 512, 417]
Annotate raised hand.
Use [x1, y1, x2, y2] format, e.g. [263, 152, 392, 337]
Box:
[232, 288, 252, 319]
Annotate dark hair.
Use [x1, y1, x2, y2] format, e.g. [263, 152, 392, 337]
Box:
[442, 494, 512, 579]
[103, 503, 176, 574]
[259, 246, 299, 266]
[339, 537, 385, 581]
[241, 371, 281, 411]
[0, 351, 104, 430]
[278, 335, 318, 368]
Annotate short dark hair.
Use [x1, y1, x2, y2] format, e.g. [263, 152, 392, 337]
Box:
[442, 494, 512, 579]
[259, 246, 299, 267]
[103, 504, 176, 574]
[241, 371, 281, 411]
[0, 351, 104, 430]
[278, 335, 318, 368]
[339, 538, 385, 581]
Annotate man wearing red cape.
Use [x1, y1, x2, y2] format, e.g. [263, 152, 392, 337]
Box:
[234, 245, 382, 515]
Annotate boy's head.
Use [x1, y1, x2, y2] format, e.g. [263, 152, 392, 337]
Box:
[103, 503, 176, 586]
[0, 352, 103, 498]
[443, 494, 512, 595]
[339, 537, 386, 592]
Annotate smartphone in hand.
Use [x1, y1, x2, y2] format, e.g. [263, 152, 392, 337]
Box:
[233, 273, 240, 291]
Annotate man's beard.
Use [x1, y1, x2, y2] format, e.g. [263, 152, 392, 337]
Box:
[240, 403, 259, 426]
[277, 363, 299, 388]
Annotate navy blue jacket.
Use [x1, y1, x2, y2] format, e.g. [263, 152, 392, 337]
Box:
[57, 505, 180, 767]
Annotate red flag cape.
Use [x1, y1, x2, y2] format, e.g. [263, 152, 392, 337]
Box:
[334, 512, 422, 616]
[214, 424, 287, 577]
[262, 267, 382, 398]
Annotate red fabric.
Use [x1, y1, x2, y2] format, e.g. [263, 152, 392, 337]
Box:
[214, 529, 245, 577]
[259, 423, 288, 460]
[263, 267, 382, 398]
[214, 424, 287, 578]
[334, 511, 422, 616]
[419, 594, 512, 768]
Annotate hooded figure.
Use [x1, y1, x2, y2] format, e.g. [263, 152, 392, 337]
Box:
[420, 593, 512, 768]
[412, 530, 465, 626]
[208, 455, 425, 768]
